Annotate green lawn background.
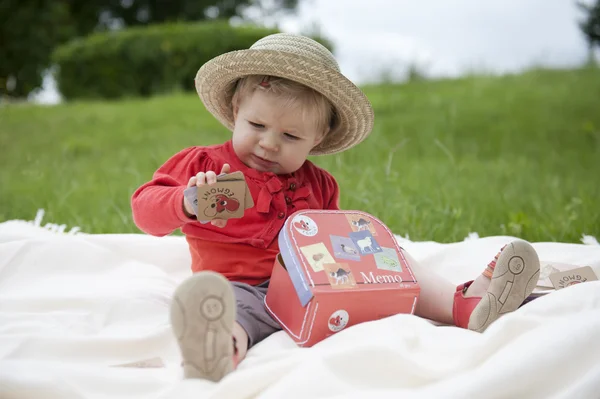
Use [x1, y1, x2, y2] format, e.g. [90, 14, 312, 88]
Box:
[1, 68, 598, 243]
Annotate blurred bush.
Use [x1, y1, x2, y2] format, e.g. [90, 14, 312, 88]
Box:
[52, 21, 333, 100]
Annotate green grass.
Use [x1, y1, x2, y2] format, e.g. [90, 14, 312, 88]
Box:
[1, 68, 599, 243]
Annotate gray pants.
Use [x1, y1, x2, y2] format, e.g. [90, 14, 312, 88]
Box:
[232, 280, 281, 348]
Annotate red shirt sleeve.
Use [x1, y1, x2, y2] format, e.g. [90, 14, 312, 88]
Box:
[316, 166, 341, 210]
[131, 147, 217, 236]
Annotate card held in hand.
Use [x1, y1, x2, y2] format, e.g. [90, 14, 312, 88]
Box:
[217, 171, 254, 210]
[183, 171, 254, 222]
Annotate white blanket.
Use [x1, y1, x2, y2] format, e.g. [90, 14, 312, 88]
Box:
[1, 216, 599, 399]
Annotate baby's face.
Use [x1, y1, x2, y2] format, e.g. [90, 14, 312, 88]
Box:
[231, 90, 325, 175]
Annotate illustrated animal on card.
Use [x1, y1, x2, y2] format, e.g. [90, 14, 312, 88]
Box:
[349, 231, 382, 256]
[351, 218, 372, 231]
[329, 267, 351, 285]
[300, 243, 335, 272]
[330, 235, 361, 262]
[356, 236, 375, 253]
[312, 253, 326, 269]
[183, 171, 253, 222]
[380, 256, 399, 268]
[203, 194, 240, 218]
[340, 244, 358, 255]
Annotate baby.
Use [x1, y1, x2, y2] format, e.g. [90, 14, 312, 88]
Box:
[131, 33, 540, 382]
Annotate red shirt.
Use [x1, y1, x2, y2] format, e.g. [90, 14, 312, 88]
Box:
[131, 140, 340, 285]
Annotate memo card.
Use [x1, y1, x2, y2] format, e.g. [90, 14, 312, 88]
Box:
[215, 171, 254, 210]
[183, 171, 253, 222]
[549, 266, 597, 290]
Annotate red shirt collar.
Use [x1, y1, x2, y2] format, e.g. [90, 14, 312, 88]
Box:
[220, 140, 310, 213]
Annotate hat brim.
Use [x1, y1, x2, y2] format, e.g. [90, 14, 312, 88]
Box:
[195, 49, 374, 155]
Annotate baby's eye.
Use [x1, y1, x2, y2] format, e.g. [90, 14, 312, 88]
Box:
[249, 121, 264, 129]
[284, 133, 300, 140]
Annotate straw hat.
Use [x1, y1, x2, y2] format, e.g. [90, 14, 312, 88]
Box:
[194, 33, 374, 155]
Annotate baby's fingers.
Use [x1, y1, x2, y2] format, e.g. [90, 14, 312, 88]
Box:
[205, 171, 218, 185]
[195, 172, 207, 187]
[220, 163, 231, 175]
[187, 175, 197, 188]
[211, 219, 228, 228]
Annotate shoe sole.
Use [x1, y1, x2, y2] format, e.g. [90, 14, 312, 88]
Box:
[170, 271, 235, 381]
[468, 240, 540, 332]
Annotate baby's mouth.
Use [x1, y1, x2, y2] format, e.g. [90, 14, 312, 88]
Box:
[252, 154, 277, 168]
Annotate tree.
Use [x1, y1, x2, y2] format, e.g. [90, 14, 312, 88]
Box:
[578, 0, 600, 63]
[0, 0, 300, 98]
[0, 1, 74, 97]
[67, 0, 300, 32]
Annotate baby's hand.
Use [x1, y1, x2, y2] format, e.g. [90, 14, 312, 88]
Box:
[183, 163, 231, 227]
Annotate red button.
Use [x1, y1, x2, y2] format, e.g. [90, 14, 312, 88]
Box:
[289, 183, 296, 190]
[285, 196, 292, 204]
[277, 212, 285, 219]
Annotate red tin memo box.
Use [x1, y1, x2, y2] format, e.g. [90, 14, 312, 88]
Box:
[264, 210, 420, 347]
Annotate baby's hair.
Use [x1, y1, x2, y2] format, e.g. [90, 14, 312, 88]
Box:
[231, 75, 336, 136]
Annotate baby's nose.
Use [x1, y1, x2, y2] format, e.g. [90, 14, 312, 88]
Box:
[259, 134, 278, 151]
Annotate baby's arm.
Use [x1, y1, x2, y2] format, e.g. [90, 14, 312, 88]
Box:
[322, 170, 341, 210]
[131, 147, 218, 236]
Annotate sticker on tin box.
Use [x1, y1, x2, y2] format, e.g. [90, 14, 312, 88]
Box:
[300, 242, 335, 272]
[345, 214, 377, 236]
[374, 247, 403, 272]
[349, 231, 383, 256]
[324, 263, 357, 289]
[330, 235, 360, 262]
[292, 214, 318, 236]
[328, 310, 349, 332]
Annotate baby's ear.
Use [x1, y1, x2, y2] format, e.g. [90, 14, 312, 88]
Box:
[231, 91, 240, 120]
[232, 102, 239, 120]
